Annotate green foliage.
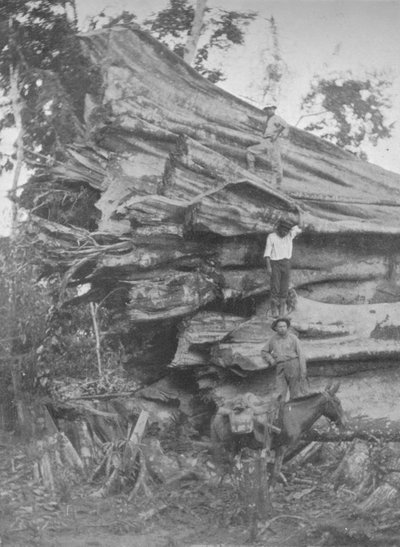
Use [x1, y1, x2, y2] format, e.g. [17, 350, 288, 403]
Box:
[0, 234, 49, 354]
[144, 0, 256, 82]
[300, 71, 394, 159]
[88, 9, 137, 30]
[0, 230, 52, 395]
[36, 304, 96, 382]
[145, 0, 193, 40]
[36, 298, 121, 388]
[0, 228, 122, 396]
[0, 0, 102, 162]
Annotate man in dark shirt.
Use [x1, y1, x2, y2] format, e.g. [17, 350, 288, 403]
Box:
[261, 317, 307, 400]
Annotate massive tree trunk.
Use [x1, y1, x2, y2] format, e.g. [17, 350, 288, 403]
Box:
[20, 25, 400, 423]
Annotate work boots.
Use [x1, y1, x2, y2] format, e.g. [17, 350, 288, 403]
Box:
[287, 288, 298, 314]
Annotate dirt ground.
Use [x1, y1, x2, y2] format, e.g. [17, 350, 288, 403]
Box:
[1, 431, 400, 547]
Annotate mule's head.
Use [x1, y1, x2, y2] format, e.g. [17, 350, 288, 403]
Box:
[322, 382, 346, 429]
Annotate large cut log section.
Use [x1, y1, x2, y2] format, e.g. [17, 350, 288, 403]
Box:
[24, 24, 400, 421]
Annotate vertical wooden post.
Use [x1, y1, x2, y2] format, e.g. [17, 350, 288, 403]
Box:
[240, 449, 272, 542]
[90, 302, 102, 376]
[256, 450, 272, 517]
[241, 454, 258, 542]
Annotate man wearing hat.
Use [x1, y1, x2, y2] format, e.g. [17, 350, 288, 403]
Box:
[261, 316, 307, 400]
[264, 219, 301, 317]
[246, 103, 289, 188]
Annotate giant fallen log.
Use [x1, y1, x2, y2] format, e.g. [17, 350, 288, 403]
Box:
[78, 26, 400, 228]
[211, 334, 400, 374]
[19, 24, 400, 399]
[126, 270, 218, 322]
[208, 296, 400, 373]
[170, 312, 245, 368]
[305, 416, 400, 443]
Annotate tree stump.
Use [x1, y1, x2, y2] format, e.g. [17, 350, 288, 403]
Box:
[238, 450, 272, 541]
[334, 441, 400, 513]
[333, 440, 373, 498]
[357, 442, 400, 512]
[357, 482, 398, 513]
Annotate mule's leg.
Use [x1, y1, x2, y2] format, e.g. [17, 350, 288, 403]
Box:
[212, 441, 234, 485]
[258, 449, 273, 516]
[270, 447, 286, 488]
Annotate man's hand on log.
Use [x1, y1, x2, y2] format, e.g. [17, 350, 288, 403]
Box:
[299, 210, 314, 231]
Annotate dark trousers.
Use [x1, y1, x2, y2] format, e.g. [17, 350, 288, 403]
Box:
[271, 258, 290, 301]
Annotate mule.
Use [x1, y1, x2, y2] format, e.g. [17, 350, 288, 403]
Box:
[211, 382, 345, 484]
[270, 381, 346, 485]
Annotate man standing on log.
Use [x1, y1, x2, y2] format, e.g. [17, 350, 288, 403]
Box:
[261, 317, 307, 400]
[264, 219, 301, 317]
[246, 103, 289, 188]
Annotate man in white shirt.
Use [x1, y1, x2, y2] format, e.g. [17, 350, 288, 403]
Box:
[246, 103, 289, 188]
[264, 219, 301, 317]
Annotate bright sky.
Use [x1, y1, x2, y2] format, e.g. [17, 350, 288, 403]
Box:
[1, 0, 399, 234]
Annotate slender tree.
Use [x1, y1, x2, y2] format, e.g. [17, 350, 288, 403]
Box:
[4, 14, 31, 434]
[183, 0, 207, 65]
[144, 0, 256, 82]
[262, 17, 284, 103]
[86, 1, 257, 84]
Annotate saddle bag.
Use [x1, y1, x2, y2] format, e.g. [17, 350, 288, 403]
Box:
[229, 406, 254, 434]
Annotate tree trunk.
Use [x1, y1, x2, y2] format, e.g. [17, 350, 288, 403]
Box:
[357, 482, 398, 512]
[262, 16, 283, 104]
[8, 55, 28, 435]
[207, 297, 400, 374]
[126, 270, 218, 322]
[332, 440, 372, 497]
[183, 0, 207, 65]
[306, 417, 400, 443]
[20, 25, 400, 409]
[240, 451, 272, 538]
[69, 0, 79, 29]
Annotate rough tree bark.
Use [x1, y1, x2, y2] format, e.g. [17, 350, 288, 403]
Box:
[18, 25, 400, 424]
